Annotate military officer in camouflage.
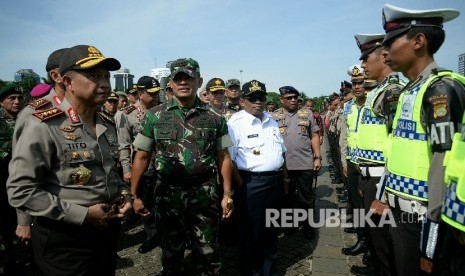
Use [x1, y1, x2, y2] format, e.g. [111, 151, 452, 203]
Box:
[7, 45, 132, 275]
[224, 78, 242, 120]
[0, 84, 25, 273]
[130, 58, 233, 275]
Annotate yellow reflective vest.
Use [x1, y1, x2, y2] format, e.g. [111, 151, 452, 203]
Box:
[385, 71, 465, 201]
[343, 99, 363, 163]
[357, 75, 404, 164]
[442, 111, 465, 232]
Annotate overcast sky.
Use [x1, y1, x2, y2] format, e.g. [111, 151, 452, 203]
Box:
[1, 0, 464, 97]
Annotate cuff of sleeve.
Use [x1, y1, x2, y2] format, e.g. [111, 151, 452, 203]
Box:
[217, 134, 233, 150]
[16, 209, 33, 225]
[133, 134, 154, 152]
[63, 204, 89, 226]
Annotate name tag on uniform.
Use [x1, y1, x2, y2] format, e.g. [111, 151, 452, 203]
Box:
[247, 134, 259, 138]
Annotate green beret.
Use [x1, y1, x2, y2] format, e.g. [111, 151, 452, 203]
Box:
[0, 84, 21, 100]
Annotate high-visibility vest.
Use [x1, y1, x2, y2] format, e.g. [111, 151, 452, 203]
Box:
[357, 75, 404, 164]
[385, 70, 465, 202]
[442, 111, 465, 232]
[343, 99, 363, 163]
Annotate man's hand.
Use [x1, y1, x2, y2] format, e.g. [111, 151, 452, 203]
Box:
[16, 225, 31, 244]
[314, 159, 322, 171]
[420, 257, 433, 274]
[370, 200, 390, 216]
[85, 203, 113, 228]
[113, 201, 132, 219]
[133, 198, 150, 217]
[123, 172, 132, 183]
[319, 136, 323, 145]
[221, 196, 234, 220]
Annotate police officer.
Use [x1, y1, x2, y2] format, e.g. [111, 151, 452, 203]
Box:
[126, 84, 139, 105]
[130, 58, 233, 275]
[115, 91, 128, 110]
[11, 47, 69, 260]
[340, 65, 367, 256]
[7, 44, 132, 275]
[369, 5, 465, 275]
[440, 110, 465, 275]
[227, 80, 286, 276]
[327, 94, 343, 184]
[0, 84, 25, 273]
[117, 76, 161, 254]
[350, 33, 405, 276]
[224, 78, 242, 117]
[273, 86, 321, 240]
[205, 77, 227, 113]
[102, 92, 119, 117]
[266, 100, 277, 113]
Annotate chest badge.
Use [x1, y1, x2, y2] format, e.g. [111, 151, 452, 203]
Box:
[253, 147, 261, 155]
[64, 133, 81, 141]
[71, 164, 92, 185]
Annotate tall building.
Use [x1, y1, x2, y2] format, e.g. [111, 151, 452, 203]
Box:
[113, 68, 134, 91]
[459, 53, 465, 76]
[14, 69, 40, 83]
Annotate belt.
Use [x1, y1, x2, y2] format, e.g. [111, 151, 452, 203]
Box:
[386, 192, 427, 216]
[239, 170, 282, 177]
[360, 166, 384, 177]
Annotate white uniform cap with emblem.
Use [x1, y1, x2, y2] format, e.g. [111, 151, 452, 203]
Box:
[382, 4, 460, 44]
[354, 34, 385, 60]
[347, 65, 364, 83]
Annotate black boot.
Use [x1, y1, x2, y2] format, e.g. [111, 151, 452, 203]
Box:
[362, 249, 371, 265]
[350, 264, 375, 276]
[341, 239, 366, 256]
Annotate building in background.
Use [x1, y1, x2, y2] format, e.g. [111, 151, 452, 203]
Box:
[150, 67, 171, 102]
[14, 69, 40, 83]
[114, 68, 134, 91]
[459, 53, 465, 76]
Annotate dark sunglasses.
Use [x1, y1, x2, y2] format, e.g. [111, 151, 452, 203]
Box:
[245, 95, 266, 102]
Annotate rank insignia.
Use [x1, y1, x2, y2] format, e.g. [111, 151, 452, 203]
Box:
[67, 108, 80, 124]
[60, 125, 76, 132]
[32, 107, 64, 121]
[71, 164, 92, 185]
[83, 151, 92, 159]
[29, 98, 51, 110]
[253, 147, 261, 155]
[64, 133, 81, 141]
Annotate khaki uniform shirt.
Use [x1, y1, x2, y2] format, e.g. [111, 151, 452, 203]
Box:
[7, 98, 124, 226]
[273, 107, 319, 170]
[116, 101, 149, 174]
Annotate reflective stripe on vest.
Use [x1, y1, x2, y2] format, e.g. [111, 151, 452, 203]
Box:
[442, 110, 465, 232]
[344, 100, 363, 163]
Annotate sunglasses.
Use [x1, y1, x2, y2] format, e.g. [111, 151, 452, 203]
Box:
[245, 95, 266, 102]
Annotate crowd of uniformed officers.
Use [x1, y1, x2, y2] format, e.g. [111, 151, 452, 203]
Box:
[1, 3, 465, 276]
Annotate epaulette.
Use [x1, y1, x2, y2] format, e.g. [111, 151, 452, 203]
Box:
[273, 108, 285, 119]
[387, 75, 400, 84]
[98, 111, 115, 125]
[32, 107, 64, 121]
[297, 109, 309, 116]
[29, 98, 52, 110]
[123, 105, 136, 114]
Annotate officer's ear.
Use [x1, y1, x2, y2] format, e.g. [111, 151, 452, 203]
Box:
[61, 73, 73, 91]
[198, 76, 203, 88]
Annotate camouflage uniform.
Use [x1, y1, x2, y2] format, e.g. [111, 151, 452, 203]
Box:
[133, 97, 232, 275]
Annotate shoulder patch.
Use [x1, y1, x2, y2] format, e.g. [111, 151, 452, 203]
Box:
[123, 105, 137, 114]
[98, 111, 115, 125]
[32, 107, 64, 121]
[29, 98, 52, 110]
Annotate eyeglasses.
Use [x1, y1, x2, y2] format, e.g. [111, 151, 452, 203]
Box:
[245, 95, 266, 102]
[282, 95, 298, 100]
